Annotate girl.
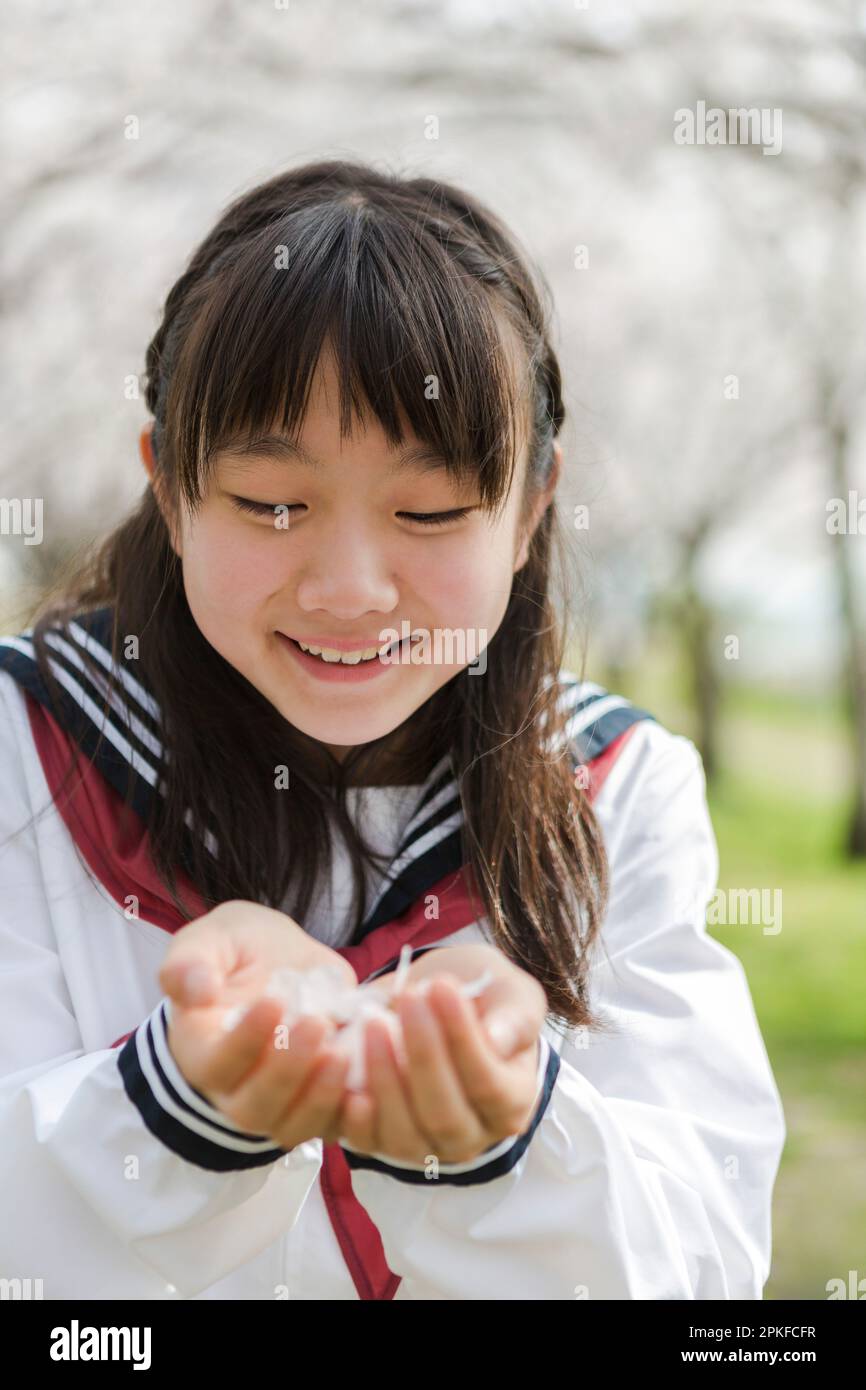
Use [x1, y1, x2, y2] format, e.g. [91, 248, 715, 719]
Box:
[0, 158, 785, 1301]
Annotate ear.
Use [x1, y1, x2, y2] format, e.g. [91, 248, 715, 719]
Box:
[139, 422, 182, 558]
[513, 439, 562, 572]
[139, 421, 157, 479]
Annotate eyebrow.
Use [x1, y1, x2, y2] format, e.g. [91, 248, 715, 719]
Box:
[218, 434, 453, 477]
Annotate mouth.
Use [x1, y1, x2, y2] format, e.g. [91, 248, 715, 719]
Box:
[282, 635, 404, 666]
[275, 630, 414, 682]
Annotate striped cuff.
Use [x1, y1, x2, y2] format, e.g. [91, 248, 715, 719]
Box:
[117, 998, 291, 1172]
[341, 1033, 560, 1186]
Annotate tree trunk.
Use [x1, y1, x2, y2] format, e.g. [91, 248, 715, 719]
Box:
[682, 583, 719, 782]
[826, 409, 866, 857]
[673, 530, 720, 783]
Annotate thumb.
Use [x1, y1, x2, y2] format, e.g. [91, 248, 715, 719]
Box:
[159, 952, 223, 1008]
[477, 976, 543, 1060]
[483, 1008, 533, 1060]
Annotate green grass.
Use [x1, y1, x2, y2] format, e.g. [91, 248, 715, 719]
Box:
[709, 777, 866, 1088]
[588, 637, 866, 1299]
[708, 772, 866, 1298]
[723, 680, 848, 733]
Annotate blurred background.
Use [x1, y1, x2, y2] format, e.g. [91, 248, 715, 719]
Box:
[2, 0, 864, 1298]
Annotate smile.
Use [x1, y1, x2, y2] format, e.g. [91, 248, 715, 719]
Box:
[296, 640, 382, 665]
[275, 631, 406, 684]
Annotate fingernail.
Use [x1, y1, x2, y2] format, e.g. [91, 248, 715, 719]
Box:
[485, 1013, 519, 1056]
[183, 964, 214, 1002]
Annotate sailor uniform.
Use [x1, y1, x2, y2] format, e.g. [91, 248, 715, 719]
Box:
[0, 609, 786, 1299]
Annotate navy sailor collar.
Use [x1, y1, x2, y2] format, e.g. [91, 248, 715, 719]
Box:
[0, 606, 654, 938]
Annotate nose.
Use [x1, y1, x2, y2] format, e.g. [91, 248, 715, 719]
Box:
[294, 514, 400, 620]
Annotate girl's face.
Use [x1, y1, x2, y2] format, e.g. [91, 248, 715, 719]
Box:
[143, 346, 559, 762]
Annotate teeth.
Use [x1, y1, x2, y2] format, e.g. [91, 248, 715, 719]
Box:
[297, 641, 381, 664]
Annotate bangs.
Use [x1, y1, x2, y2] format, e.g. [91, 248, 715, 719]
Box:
[162, 198, 528, 515]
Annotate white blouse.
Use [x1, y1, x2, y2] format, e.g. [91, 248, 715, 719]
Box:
[0, 668, 786, 1300]
[295, 784, 427, 948]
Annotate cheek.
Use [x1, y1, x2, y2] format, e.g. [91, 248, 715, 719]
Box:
[409, 533, 514, 628]
[181, 516, 285, 619]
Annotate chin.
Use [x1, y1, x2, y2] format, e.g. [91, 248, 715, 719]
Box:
[271, 702, 406, 748]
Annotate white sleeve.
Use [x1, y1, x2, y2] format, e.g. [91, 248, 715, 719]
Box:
[339, 728, 787, 1300]
[0, 690, 322, 1300]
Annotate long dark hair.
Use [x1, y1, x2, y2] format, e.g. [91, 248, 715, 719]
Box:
[25, 158, 610, 1031]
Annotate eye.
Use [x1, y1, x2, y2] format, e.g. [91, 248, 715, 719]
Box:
[398, 508, 473, 527]
[230, 496, 303, 518]
[229, 497, 473, 527]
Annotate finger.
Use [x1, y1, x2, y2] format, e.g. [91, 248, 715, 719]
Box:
[396, 991, 486, 1161]
[364, 1018, 430, 1162]
[334, 1089, 377, 1152]
[194, 996, 287, 1098]
[272, 1048, 351, 1151]
[216, 1014, 334, 1131]
[472, 975, 546, 1061]
[160, 956, 223, 1008]
[319, 1114, 344, 1145]
[159, 916, 238, 1007]
[425, 978, 531, 1132]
